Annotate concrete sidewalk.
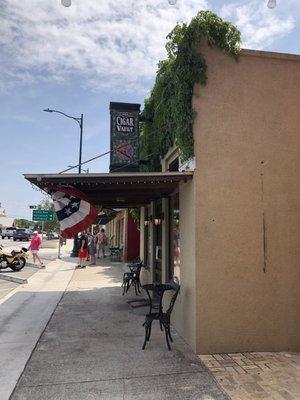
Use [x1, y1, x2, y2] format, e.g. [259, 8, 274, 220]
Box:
[11, 259, 229, 400]
[0, 241, 72, 301]
[0, 259, 75, 400]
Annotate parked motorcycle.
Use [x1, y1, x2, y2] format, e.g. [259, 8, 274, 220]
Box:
[0, 245, 28, 271]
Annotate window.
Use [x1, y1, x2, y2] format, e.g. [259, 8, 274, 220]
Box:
[169, 193, 180, 282]
[144, 206, 151, 267]
[116, 221, 120, 246]
[119, 218, 124, 247]
[116, 218, 124, 248]
[168, 156, 179, 172]
[154, 200, 163, 282]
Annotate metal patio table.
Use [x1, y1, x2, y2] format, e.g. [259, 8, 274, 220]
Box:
[142, 282, 174, 315]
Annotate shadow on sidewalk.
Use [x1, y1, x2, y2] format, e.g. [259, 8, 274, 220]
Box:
[10, 259, 230, 400]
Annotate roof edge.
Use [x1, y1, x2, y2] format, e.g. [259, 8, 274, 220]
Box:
[240, 48, 300, 62]
[24, 171, 194, 179]
[109, 102, 141, 111]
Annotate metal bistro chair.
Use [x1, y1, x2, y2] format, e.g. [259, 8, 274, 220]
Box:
[122, 261, 143, 296]
[142, 283, 180, 351]
[110, 246, 123, 262]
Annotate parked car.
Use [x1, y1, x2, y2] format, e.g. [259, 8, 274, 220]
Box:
[13, 228, 33, 241]
[1, 227, 16, 239]
[46, 231, 59, 240]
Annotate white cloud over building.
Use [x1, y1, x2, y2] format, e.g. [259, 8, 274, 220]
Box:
[0, 0, 298, 93]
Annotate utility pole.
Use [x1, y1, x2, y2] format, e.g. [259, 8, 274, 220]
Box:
[43, 108, 84, 257]
[78, 114, 83, 173]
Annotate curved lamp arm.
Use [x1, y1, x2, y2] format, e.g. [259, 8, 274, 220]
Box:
[43, 108, 82, 127]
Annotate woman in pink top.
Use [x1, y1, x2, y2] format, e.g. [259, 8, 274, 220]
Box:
[28, 231, 45, 268]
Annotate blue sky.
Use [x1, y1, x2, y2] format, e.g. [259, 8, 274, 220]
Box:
[0, 0, 299, 220]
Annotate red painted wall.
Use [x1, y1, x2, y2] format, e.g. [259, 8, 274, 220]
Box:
[125, 212, 140, 261]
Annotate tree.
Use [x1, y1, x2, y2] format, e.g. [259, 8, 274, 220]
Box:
[15, 219, 33, 229]
[36, 199, 59, 232]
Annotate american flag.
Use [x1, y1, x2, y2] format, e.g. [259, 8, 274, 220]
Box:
[46, 186, 97, 238]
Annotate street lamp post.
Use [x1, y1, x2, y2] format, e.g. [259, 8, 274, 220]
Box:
[43, 108, 84, 256]
[78, 114, 83, 174]
[43, 109, 83, 173]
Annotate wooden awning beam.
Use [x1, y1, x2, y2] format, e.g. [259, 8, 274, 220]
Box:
[24, 171, 193, 208]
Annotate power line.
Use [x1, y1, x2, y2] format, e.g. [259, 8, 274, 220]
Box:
[58, 139, 138, 174]
[59, 150, 111, 174]
[110, 150, 156, 173]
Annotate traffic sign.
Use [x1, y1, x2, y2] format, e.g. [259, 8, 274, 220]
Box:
[32, 209, 54, 221]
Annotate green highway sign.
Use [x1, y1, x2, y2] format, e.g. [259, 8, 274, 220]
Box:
[32, 209, 54, 222]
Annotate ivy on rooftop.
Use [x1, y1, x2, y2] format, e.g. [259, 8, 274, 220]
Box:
[139, 10, 241, 171]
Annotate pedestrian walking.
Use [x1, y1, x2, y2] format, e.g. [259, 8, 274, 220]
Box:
[88, 232, 97, 265]
[76, 231, 88, 269]
[96, 228, 107, 258]
[28, 231, 45, 268]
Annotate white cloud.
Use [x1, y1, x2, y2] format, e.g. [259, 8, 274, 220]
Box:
[220, 0, 296, 49]
[0, 0, 209, 93]
[0, 0, 298, 93]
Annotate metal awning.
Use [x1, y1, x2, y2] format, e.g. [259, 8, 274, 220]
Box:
[24, 172, 193, 208]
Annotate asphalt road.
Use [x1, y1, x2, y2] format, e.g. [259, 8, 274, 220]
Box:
[0, 239, 31, 300]
[0, 237, 30, 250]
[0, 238, 58, 301]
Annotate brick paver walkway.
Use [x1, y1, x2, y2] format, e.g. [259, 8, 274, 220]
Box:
[199, 352, 300, 400]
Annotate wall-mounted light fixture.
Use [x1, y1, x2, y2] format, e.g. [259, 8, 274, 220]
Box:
[154, 213, 164, 226]
[144, 216, 153, 227]
[174, 211, 180, 226]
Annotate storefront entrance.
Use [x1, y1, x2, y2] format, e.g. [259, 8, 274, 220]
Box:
[154, 200, 162, 283]
[169, 192, 180, 282]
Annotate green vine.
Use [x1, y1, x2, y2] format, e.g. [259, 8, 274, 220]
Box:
[130, 208, 140, 229]
[140, 10, 241, 171]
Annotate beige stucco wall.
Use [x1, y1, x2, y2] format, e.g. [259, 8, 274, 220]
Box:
[171, 179, 197, 350]
[193, 45, 300, 353]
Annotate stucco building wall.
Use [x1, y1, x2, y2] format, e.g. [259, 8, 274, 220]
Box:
[171, 180, 197, 350]
[193, 45, 300, 353]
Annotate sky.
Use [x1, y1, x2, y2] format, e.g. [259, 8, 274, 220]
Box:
[0, 0, 299, 220]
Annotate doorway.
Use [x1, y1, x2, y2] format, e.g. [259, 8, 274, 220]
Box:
[154, 200, 162, 283]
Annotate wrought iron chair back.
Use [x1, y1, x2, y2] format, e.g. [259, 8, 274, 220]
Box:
[122, 261, 144, 296]
[166, 284, 180, 318]
[142, 282, 180, 350]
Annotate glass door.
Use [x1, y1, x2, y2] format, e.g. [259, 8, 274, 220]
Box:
[154, 200, 162, 283]
[169, 193, 180, 282]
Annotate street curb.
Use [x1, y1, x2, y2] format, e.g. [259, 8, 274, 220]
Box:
[0, 273, 28, 284]
[26, 263, 44, 270]
[0, 258, 73, 289]
[0, 258, 75, 400]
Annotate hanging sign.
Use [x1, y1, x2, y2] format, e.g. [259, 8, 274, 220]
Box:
[109, 102, 140, 172]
